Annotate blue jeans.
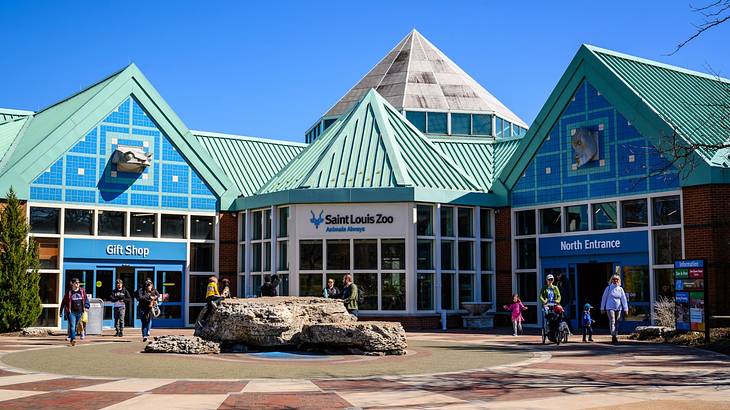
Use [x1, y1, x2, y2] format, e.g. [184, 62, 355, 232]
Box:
[138, 309, 152, 337]
[67, 311, 83, 341]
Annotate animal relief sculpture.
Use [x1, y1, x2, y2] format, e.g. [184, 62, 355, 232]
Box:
[571, 127, 599, 167]
[111, 145, 153, 173]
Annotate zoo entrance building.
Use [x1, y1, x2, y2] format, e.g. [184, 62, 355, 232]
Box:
[1, 30, 728, 331]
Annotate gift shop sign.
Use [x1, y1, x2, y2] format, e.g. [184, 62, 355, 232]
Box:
[296, 203, 410, 237]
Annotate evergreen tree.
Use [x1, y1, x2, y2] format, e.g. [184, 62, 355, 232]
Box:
[0, 188, 41, 332]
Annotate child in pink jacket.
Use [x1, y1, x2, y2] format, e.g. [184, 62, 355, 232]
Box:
[503, 293, 528, 336]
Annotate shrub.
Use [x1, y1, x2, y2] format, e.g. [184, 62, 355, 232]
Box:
[0, 188, 42, 332]
[653, 296, 675, 328]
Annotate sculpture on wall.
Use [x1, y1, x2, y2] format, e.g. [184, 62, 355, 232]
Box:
[571, 127, 599, 168]
[111, 146, 152, 173]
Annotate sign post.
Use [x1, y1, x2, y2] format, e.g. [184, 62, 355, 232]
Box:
[673, 259, 710, 344]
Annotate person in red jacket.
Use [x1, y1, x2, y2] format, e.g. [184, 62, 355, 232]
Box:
[59, 277, 89, 346]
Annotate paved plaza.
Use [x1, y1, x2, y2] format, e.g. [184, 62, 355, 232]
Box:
[0, 330, 728, 409]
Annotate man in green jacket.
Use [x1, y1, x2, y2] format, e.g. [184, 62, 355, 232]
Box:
[539, 274, 562, 308]
[341, 274, 358, 317]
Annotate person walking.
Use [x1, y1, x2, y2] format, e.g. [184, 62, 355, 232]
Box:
[601, 274, 628, 344]
[582, 303, 595, 342]
[539, 274, 562, 310]
[135, 279, 159, 342]
[59, 277, 89, 346]
[322, 278, 340, 299]
[109, 279, 131, 337]
[260, 273, 280, 297]
[341, 274, 358, 318]
[503, 293, 527, 336]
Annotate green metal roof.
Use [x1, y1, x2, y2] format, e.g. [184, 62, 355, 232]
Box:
[592, 47, 730, 166]
[501, 44, 730, 189]
[257, 89, 483, 195]
[431, 137, 494, 191]
[194, 131, 306, 197]
[0, 64, 239, 207]
[0, 117, 31, 168]
[493, 138, 523, 179]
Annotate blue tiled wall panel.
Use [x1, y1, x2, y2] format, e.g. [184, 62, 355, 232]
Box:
[29, 96, 218, 210]
[512, 81, 679, 207]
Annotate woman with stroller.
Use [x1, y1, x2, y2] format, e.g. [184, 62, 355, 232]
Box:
[601, 274, 628, 344]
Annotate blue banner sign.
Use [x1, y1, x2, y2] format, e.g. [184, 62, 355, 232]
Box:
[64, 238, 186, 261]
[675, 259, 704, 269]
[539, 231, 648, 258]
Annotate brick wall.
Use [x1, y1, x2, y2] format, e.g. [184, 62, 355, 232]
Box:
[218, 212, 239, 296]
[495, 207, 512, 314]
[682, 184, 730, 323]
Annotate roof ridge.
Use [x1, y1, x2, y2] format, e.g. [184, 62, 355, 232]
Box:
[585, 44, 730, 84]
[0, 108, 34, 116]
[192, 130, 307, 147]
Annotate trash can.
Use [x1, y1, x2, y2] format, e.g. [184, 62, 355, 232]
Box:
[86, 298, 104, 335]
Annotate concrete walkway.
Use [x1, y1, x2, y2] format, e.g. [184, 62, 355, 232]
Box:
[0, 330, 728, 409]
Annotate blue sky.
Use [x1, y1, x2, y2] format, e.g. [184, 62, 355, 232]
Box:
[1, 1, 728, 143]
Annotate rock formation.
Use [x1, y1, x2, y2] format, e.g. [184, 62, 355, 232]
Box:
[300, 322, 407, 355]
[145, 335, 220, 354]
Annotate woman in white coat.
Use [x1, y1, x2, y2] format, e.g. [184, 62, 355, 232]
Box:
[601, 274, 628, 344]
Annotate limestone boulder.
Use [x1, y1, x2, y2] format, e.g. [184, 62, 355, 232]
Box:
[20, 327, 51, 337]
[144, 335, 220, 354]
[300, 321, 407, 355]
[194, 297, 354, 347]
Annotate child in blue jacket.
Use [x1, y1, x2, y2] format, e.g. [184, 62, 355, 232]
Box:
[582, 303, 595, 342]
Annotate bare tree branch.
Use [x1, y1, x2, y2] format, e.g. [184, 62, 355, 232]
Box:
[669, 0, 730, 55]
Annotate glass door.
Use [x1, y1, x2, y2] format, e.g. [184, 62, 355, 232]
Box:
[154, 267, 184, 327]
[116, 266, 136, 328]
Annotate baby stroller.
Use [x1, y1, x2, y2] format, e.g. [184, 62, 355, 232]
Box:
[542, 303, 569, 345]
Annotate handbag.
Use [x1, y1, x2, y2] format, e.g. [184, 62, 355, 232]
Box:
[81, 311, 88, 323]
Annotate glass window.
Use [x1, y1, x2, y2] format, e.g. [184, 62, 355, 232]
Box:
[30, 207, 59, 234]
[654, 268, 674, 300]
[480, 208, 492, 238]
[190, 243, 214, 271]
[440, 206, 454, 237]
[481, 273, 493, 303]
[35, 237, 59, 269]
[495, 117, 503, 138]
[592, 202, 617, 230]
[622, 199, 648, 228]
[299, 240, 323, 270]
[473, 114, 492, 136]
[279, 274, 290, 296]
[263, 209, 272, 239]
[131, 212, 156, 237]
[622, 265, 649, 303]
[191, 216, 215, 240]
[250, 275, 262, 297]
[354, 239, 377, 270]
[565, 205, 588, 232]
[251, 243, 262, 272]
[189, 275, 209, 303]
[451, 113, 471, 135]
[263, 242, 271, 271]
[406, 111, 426, 132]
[441, 273, 455, 310]
[503, 120, 512, 138]
[540, 208, 561, 234]
[480, 241, 492, 271]
[458, 241, 473, 270]
[381, 239, 405, 270]
[252, 210, 262, 240]
[299, 274, 322, 297]
[516, 210, 535, 236]
[326, 240, 350, 270]
[440, 240, 453, 270]
[653, 196, 681, 226]
[355, 272, 378, 310]
[97, 211, 127, 236]
[278, 241, 288, 271]
[161, 214, 186, 238]
[381, 272, 406, 310]
[64, 209, 93, 235]
[427, 112, 447, 134]
[417, 272, 434, 310]
[278, 207, 289, 237]
[417, 240, 433, 270]
[459, 273, 474, 305]
[516, 272, 537, 302]
[516, 238, 536, 269]
[39, 272, 59, 304]
[653, 229, 682, 264]
[457, 208, 473, 237]
[33, 308, 58, 327]
[416, 205, 433, 236]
